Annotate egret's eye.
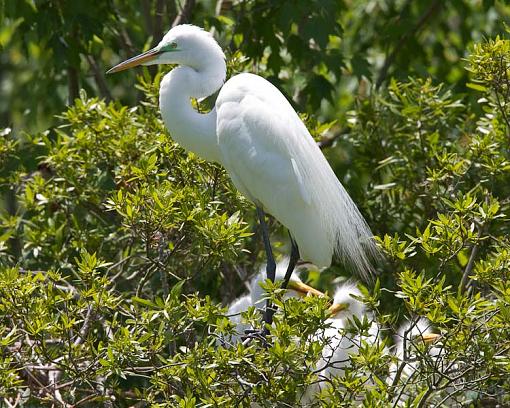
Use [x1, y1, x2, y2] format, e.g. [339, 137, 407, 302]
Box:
[161, 42, 178, 52]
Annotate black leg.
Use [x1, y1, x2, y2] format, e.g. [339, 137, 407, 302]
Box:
[256, 207, 276, 282]
[255, 207, 276, 329]
[282, 234, 300, 290]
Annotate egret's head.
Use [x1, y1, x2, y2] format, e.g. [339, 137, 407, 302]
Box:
[397, 318, 441, 346]
[107, 24, 225, 74]
[327, 282, 365, 321]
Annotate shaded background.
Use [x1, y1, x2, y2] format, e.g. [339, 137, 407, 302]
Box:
[2, 1, 509, 132]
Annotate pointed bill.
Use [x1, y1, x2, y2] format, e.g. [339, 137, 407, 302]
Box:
[421, 333, 441, 344]
[287, 280, 325, 297]
[106, 48, 161, 74]
[328, 302, 349, 316]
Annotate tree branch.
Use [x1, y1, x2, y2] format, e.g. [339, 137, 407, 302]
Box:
[85, 55, 112, 102]
[153, 0, 165, 46]
[67, 65, 80, 104]
[459, 226, 484, 294]
[73, 305, 94, 347]
[172, 0, 196, 27]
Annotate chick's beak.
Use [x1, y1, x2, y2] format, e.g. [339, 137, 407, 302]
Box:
[287, 280, 325, 297]
[421, 333, 441, 344]
[328, 302, 349, 316]
[107, 48, 161, 74]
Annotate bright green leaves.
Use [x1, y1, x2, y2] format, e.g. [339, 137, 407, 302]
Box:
[468, 35, 510, 94]
[0, 128, 17, 170]
[377, 234, 416, 261]
[2, 14, 510, 407]
[6, 84, 250, 297]
[468, 35, 510, 146]
[345, 37, 510, 407]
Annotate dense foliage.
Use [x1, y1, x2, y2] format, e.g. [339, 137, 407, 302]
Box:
[2, 1, 510, 407]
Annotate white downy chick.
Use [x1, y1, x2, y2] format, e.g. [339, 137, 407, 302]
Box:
[387, 317, 444, 405]
[250, 257, 322, 307]
[304, 282, 382, 403]
[224, 294, 252, 345]
[323, 282, 380, 378]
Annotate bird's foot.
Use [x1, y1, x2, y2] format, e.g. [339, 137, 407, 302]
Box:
[241, 328, 270, 346]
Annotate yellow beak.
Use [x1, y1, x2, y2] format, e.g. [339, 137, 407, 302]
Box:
[287, 280, 325, 297]
[327, 302, 349, 316]
[106, 48, 161, 74]
[421, 333, 441, 344]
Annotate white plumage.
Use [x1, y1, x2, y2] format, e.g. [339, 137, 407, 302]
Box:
[303, 282, 384, 402]
[216, 73, 377, 274]
[387, 318, 436, 384]
[109, 24, 378, 277]
[249, 257, 305, 306]
[320, 283, 380, 377]
[386, 317, 455, 406]
[224, 294, 252, 345]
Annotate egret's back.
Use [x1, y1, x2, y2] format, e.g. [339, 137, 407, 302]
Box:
[216, 73, 378, 279]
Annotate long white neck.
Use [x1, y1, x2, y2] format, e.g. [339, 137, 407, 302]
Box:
[159, 63, 225, 163]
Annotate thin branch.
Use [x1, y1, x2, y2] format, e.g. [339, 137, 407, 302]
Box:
[111, 4, 136, 55]
[67, 65, 80, 104]
[459, 224, 485, 294]
[73, 305, 94, 347]
[158, 234, 169, 298]
[172, 0, 196, 27]
[141, 0, 154, 38]
[153, 0, 165, 46]
[85, 55, 112, 102]
[376, 1, 442, 89]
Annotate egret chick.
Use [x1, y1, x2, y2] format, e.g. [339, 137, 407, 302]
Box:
[304, 282, 383, 402]
[387, 318, 440, 383]
[224, 294, 252, 345]
[322, 283, 381, 378]
[250, 258, 323, 307]
[387, 318, 443, 405]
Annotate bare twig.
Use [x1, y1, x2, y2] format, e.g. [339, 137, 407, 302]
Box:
[158, 234, 169, 298]
[111, 4, 135, 55]
[459, 225, 485, 294]
[73, 305, 94, 347]
[153, 0, 165, 47]
[85, 54, 112, 102]
[172, 0, 196, 27]
[141, 0, 154, 38]
[67, 65, 80, 104]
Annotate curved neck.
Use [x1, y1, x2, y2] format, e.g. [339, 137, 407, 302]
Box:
[159, 63, 225, 163]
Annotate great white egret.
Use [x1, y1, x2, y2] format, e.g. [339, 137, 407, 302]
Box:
[324, 283, 382, 372]
[303, 282, 384, 402]
[107, 24, 378, 325]
[387, 318, 442, 404]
